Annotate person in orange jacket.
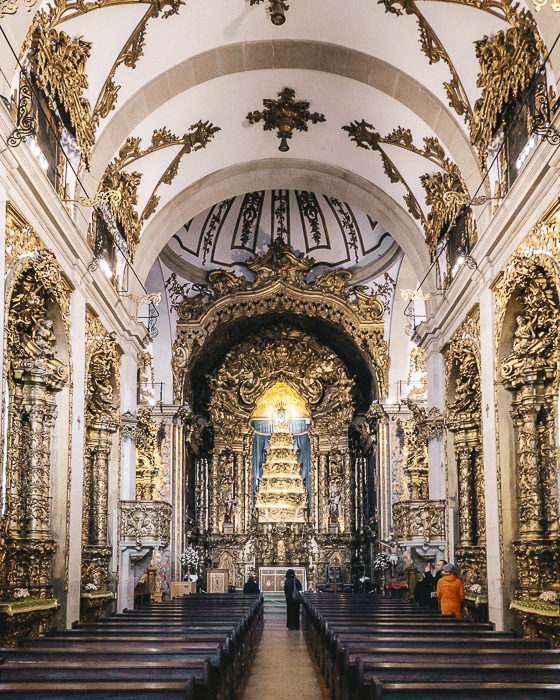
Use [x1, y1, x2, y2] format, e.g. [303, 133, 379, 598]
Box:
[436, 562, 464, 617]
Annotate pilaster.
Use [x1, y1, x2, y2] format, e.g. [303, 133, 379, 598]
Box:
[479, 287, 505, 630]
[66, 284, 87, 626]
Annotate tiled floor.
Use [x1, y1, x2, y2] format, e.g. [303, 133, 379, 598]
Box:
[240, 598, 328, 699]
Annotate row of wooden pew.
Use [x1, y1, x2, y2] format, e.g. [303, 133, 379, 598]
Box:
[0, 593, 263, 699]
[301, 593, 560, 699]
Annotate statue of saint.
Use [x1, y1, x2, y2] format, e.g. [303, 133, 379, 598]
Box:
[327, 486, 341, 524]
[224, 490, 237, 524]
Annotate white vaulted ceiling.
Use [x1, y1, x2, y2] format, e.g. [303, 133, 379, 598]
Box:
[1, 0, 559, 284]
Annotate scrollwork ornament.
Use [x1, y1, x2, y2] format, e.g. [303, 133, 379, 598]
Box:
[7, 81, 36, 148]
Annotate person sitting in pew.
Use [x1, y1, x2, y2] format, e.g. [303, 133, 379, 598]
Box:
[243, 575, 260, 594]
[436, 562, 465, 618]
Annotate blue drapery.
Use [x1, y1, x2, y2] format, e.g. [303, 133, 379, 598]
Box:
[252, 419, 311, 513]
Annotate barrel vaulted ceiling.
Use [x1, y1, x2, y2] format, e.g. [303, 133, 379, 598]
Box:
[1, 0, 559, 285]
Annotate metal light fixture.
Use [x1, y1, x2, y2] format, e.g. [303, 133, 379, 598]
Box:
[250, 0, 289, 25]
[247, 87, 325, 152]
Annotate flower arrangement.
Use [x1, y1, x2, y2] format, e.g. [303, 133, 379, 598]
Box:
[14, 588, 30, 599]
[539, 590, 558, 603]
[373, 553, 391, 571]
[469, 584, 482, 594]
[181, 547, 199, 569]
[85, 583, 97, 591]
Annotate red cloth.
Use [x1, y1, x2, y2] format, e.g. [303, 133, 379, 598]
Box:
[436, 573, 464, 617]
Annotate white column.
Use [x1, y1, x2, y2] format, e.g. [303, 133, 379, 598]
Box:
[426, 349, 446, 501]
[479, 288, 505, 630]
[65, 283, 87, 627]
[117, 350, 139, 612]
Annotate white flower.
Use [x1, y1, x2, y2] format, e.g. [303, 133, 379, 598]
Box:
[180, 547, 199, 568]
[14, 588, 30, 599]
[469, 584, 482, 594]
[85, 583, 97, 591]
[539, 591, 558, 603]
[373, 553, 391, 571]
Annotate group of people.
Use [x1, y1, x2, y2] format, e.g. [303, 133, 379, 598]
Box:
[414, 559, 465, 617]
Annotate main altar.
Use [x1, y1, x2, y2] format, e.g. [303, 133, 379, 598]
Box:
[172, 240, 385, 591]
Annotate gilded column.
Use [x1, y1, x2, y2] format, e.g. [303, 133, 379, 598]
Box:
[511, 400, 542, 537]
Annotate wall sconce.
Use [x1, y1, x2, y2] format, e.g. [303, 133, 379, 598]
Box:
[247, 87, 325, 152]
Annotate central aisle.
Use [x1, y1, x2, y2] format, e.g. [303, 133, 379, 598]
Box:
[240, 594, 328, 699]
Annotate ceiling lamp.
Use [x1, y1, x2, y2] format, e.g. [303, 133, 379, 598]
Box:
[250, 0, 289, 25]
[247, 87, 325, 152]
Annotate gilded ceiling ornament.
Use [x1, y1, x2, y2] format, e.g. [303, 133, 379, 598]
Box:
[470, 13, 543, 167]
[250, 0, 289, 25]
[343, 121, 474, 260]
[25, 0, 183, 140]
[170, 238, 389, 401]
[28, 26, 97, 166]
[378, 0, 471, 119]
[342, 120, 424, 224]
[247, 87, 325, 152]
[99, 122, 219, 258]
[0, 0, 36, 16]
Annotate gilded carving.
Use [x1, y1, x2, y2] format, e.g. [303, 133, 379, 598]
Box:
[28, 25, 96, 165]
[470, 12, 543, 166]
[120, 500, 172, 547]
[444, 310, 486, 587]
[392, 500, 445, 544]
[99, 122, 219, 258]
[170, 238, 388, 401]
[493, 206, 560, 599]
[378, 0, 470, 118]
[343, 122, 475, 261]
[82, 311, 120, 601]
[1, 252, 70, 603]
[5, 204, 43, 270]
[135, 407, 163, 501]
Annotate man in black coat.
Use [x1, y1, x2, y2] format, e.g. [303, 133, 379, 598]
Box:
[424, 560, 446, 610]
[284, 569, 303, 630]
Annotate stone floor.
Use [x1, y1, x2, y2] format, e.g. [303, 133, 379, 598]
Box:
[240, 595, 329, 699]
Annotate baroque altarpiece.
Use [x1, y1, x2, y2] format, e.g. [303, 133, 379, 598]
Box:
[170, 239, 387, 590]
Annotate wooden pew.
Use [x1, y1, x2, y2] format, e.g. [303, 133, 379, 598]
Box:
[0, 680, 195, 699]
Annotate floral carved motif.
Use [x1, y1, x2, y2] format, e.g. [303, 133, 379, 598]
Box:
[470, 12, 543, 166]
[28, 25, 96, 165]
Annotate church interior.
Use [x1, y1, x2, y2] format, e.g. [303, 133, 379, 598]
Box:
[2, 0, 560, 694]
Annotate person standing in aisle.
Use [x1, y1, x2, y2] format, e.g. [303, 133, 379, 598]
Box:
[284, 569, 303, 630]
